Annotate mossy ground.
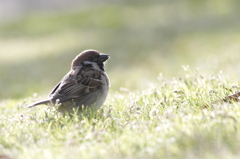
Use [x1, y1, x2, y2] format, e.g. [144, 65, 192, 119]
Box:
[1, 1, 240, 158]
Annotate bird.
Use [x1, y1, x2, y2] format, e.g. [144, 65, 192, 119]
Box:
[26, 49, 110, 114]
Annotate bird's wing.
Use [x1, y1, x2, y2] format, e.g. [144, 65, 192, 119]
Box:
[49, 66, 103, 104]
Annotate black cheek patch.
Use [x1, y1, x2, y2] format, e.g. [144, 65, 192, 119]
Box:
[85, 64, 92, 67]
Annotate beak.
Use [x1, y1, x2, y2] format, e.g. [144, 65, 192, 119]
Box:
[98, 54, 110, 63]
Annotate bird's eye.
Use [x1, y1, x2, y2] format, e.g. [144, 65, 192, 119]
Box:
[88, 57, 93, 61]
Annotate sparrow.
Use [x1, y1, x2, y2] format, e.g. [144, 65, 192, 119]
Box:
[26, 49, 110, 114]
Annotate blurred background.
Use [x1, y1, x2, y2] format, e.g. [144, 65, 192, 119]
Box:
[1, 0, 240, 100]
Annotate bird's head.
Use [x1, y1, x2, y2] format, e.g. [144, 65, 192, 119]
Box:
[71, 49, 110, 71]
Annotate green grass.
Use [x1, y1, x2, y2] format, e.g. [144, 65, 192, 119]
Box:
[1, 0, 240, 158]
[1, 70, 240, 159]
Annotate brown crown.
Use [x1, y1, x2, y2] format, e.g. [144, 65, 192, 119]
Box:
[71, 50, 101, 68]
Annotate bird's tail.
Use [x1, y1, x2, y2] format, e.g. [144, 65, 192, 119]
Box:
[26, 99, 51, 108]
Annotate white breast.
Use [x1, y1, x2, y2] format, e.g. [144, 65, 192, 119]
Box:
[92, 73, 109, 111]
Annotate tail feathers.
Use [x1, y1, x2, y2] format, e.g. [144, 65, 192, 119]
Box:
[26, 99, 51, 108]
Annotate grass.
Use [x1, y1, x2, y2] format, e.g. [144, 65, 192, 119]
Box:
[1, 0, 240, 158]
[1, 70, 240, 159]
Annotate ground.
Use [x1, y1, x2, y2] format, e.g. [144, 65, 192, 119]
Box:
[1, 1, 240, 159]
